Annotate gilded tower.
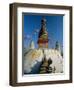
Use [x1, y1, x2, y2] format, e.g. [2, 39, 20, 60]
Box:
[37, 17, 49, 48]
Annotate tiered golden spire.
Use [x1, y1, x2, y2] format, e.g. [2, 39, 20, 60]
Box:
[37, 17, 49, 48]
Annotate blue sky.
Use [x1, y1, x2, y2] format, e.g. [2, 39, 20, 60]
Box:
[23, 14, 63, 49]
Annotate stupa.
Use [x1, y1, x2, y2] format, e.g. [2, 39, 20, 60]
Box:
[23, 17, 63, 74]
